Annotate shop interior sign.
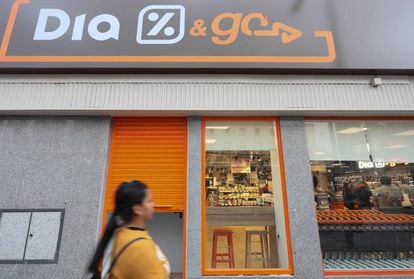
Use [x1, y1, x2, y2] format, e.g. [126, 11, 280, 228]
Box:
[0, 0, 413, 69]
[231, 158, 251, 174]
[358, 160, 385, 169]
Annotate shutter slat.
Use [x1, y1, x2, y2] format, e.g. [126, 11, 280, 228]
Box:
[104, 117, 187, 213]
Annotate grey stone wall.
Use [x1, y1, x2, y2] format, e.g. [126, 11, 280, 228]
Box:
[0, 117, 110, 279]
[186, 116, 202, 279]
[279, 116, 324, 279]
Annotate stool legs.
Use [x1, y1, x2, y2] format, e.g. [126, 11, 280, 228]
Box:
[245, 230, 270, 268]
[262, 233, 269, 268]
[212, 232, 218, 268]
[244, 233, 251, 267]
[227, 232, 235, 268]
[212, 229, 235, 268]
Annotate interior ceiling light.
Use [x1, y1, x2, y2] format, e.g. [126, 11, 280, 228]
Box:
[205, 139, 216, 144]
[353, 143, 367, 148]
[337, 127, 368, 134]
[315, 152, 325, 155]
[394, 130, 414, 136]
[385, 145, 406, 149]
[205, 126, 229, 130]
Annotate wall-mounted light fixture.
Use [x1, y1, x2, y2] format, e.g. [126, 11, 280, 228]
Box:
[370, 77, 382, 87]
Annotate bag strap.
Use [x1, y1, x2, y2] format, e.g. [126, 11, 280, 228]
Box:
[105, 237, 146, 277]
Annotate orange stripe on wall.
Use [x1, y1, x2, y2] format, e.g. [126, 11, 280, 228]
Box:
[104, 117, 187, 213]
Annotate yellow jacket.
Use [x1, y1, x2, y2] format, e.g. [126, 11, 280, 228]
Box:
[110, 227, 170, 279]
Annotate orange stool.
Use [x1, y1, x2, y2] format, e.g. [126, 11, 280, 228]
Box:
[212, 229, 235, 268]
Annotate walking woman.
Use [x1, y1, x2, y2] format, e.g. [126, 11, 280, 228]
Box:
[89, 180, 170, 279]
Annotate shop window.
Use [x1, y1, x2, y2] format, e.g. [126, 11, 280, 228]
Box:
[202, 119, 292, 275]
[305, 120, 414, 273]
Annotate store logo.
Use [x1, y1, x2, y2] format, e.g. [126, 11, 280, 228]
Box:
[190, 12, 303, 46]
[29, 5, 320, 48]
[358, 160, 385, 169]
[33, 9, 121, 41]
[136, 5, 185, 45]
[32, 5, 186, 44]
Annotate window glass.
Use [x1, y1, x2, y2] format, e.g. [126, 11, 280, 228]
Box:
[203, 120, 291, 273]
[306, 120, 414, 271]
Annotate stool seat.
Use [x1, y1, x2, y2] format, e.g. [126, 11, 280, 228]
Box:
[245, 229, 270, 268]
[212, 229, 235, 268]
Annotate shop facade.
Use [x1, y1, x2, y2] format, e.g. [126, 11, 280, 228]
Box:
[1, 0, 414, 278]
[0, 75, 414, 279]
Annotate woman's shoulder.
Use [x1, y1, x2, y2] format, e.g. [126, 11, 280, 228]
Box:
[119, 232, 158, 261]
[129, 237, 155, 251]
[114, 228, 153, 249]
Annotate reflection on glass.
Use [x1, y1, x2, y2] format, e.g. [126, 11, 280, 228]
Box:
[306, 120, 414, 271]
[204, 121, 290, 271]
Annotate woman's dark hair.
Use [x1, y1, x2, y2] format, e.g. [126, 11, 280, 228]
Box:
[88, 180, 148, 276]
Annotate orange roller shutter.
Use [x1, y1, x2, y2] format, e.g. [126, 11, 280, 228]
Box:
[104, 118, 187, 213]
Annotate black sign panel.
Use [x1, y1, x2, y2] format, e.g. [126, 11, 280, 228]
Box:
[0, 0, 413, 69]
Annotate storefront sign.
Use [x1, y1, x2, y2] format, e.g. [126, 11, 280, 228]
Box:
[358, 160, 386, 169]
[231, 159, 251, 173]
[0, 0, 413, 69]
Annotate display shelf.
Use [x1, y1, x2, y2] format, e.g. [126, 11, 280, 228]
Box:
[206, 206, 275, 226]
[324, 259, 414, 270]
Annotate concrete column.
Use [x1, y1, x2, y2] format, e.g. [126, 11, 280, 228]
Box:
[186, 116, 202, 279]
[279, 116, 324, 279]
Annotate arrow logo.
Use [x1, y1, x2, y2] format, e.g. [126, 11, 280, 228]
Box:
[254, 22, 302, 44]
[276, 22, 302, 44]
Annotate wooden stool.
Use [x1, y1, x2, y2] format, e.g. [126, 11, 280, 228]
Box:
[212, 229, 235, 268]
[245, 229, 270, 268]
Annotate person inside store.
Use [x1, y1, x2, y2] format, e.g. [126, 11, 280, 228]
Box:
[88, 180, 170, 279]
[372, 175, 403, 212]
[400, 179, 414, 207]
[355, 181, 372, 209]
[313, 175, 335, 209]
[343, 181, 357, 210]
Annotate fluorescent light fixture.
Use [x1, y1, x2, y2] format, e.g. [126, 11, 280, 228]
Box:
[385, 145, 406, 149]
[394, 130, 414, 136]
[315, 152, 325, 155]
[206, 126, 229, 130]
[205, 139, 216, 144]
[337, 127, 368, 134]
[353, 143, 367, 148]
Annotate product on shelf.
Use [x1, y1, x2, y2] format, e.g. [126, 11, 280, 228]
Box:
[207, 183, 273, 207]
